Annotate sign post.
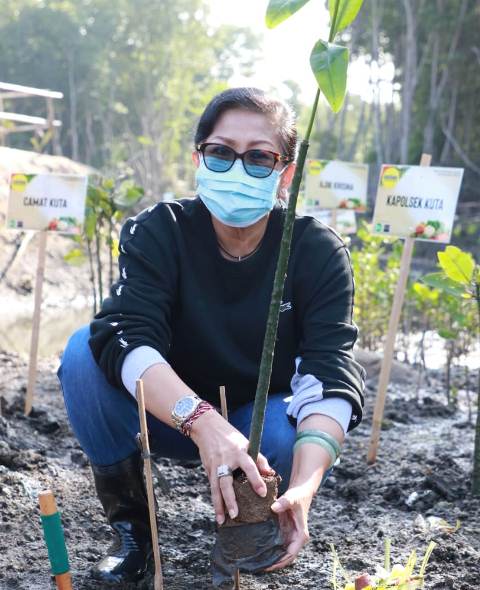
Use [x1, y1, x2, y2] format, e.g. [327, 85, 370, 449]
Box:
[25, 230, 48, 415]
[6, 173, 87, 415]
[367, 154, 464, 463]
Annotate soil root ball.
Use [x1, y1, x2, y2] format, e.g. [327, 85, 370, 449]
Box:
[211, 473, 286, 588]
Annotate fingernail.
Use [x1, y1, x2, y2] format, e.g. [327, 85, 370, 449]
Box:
[229, 508, 237, 519]
[216, 514, 225, 525]
[257, 486, 267, 498]
[271, 501, 280, 511]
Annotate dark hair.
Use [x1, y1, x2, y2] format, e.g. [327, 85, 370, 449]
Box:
[194, 87, 297, 162]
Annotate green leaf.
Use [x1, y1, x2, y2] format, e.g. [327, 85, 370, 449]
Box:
[84, 209, 97, 240]
[437, 245, 475, 285]
[310, 41, 348, 113]
[114, 180, 145, 208]
[421, 272, 466, 297]
[137, 135, 154, 146]
[412, 282, 438, 302]
[438, 329, 457, 340]
[102, 178, 115, 191]
[329, 0, 364, 37]
[63, 248, 86, 266]
[265, 0, 311, 29]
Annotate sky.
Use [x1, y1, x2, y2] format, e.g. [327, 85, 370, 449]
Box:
[208, 0, 394, 105]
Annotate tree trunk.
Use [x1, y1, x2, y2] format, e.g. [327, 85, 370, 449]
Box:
[422, 0, 469, 156]
[400, 0, 418, 164]
[346, 99, 366, 161]
[371, 0, 384, 165]
[67, 50, 79, 161]
[439, 83, 459, 163]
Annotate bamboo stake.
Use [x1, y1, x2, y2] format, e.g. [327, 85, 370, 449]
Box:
[219, 386, 240, 590]
[38, 490, 73, 590]
[367, 153, 432, 464]
[25, 230, 48, 415]
[136, 379, 164, 590]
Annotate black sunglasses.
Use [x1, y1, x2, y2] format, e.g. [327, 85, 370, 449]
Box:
[197, 142, 291, 178]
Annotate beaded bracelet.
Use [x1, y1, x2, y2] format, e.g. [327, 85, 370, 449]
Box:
[296, 430, 342, 459]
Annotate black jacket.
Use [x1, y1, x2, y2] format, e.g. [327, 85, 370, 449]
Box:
[89, 197, 366, 431]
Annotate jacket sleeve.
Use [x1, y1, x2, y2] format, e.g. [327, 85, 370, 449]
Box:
[294, 238, 366, 432]
[88, 204, 178, 390]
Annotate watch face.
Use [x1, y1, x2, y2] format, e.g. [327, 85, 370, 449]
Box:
[175, 396, 196, 418]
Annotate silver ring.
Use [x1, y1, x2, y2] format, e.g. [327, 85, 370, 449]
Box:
[216, 464, 233, 479]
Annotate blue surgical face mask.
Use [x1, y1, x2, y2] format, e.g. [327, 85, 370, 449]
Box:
[195, 158, 283, 228]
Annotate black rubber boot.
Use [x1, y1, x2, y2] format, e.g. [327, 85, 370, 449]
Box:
[91, 451, 153, 585]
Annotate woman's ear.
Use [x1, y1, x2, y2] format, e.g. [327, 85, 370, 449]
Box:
[280, 162, 296, 191]
[192, 151, 200, 167]
[277, 163, 296, 202]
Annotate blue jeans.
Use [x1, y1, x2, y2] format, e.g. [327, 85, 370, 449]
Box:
[58, 325, 333, 493]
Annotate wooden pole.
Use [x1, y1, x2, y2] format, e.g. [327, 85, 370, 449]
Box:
[25, 230, 48, 415]
[330, 209, 338, 231]
[38, 490, 73, 590]
[136, 379, 164, 590]
[219, 386, 240, 590]
[367, 153, 432, 464]
[219, 385, 228, 422]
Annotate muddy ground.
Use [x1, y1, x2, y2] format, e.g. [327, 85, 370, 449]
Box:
[0, 349, 479, 590]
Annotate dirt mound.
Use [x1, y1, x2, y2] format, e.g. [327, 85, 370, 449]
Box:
[0, 351, 479, 589]
[355, 348, 421, 385]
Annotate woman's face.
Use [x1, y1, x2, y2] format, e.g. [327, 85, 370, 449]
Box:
[193, 108, 295, 194]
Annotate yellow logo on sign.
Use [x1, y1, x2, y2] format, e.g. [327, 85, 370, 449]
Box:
[381, 166, 400, 189]
[307, 160, 325, 176]
[11, 174, 28, 192]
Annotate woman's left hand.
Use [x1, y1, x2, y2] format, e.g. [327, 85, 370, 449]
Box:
[263, 481, 315, 571]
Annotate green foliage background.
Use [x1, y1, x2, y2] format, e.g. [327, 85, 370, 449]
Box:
[0, 0, 259, 198]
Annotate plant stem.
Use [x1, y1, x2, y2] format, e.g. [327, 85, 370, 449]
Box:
[248, 90, 319, 460]
[248, 0, 345, 460]
[472, 282, 480, 494]
[95, 225, 104, 306]
[329, 0, 341, 43]
[86, 238, 98, 315]
[108, 216, 114, 288]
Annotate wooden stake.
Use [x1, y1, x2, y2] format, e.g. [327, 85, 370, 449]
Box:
[330, 209, 338, 231]
[219, 385, 228, 422]
[219, 387, 240, 590]
[25, 230, 48, 415]
[136, 379, 164, 590]
[367, 153, 432, 464]
[38, 490, 73, 590]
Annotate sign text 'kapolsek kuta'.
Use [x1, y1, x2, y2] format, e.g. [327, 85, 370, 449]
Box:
[372, 164, 463, 243]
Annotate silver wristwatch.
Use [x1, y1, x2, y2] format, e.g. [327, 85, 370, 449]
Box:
[171, 394, 202, 431]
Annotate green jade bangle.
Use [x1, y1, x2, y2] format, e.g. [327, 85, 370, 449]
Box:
[296, 429, 342, 459]
[293, 436, 338, 469]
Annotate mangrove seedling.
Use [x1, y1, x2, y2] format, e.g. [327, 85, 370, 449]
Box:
[421, 245, 480, 495]
[330, 538, 437, 589]
[211, 1, 366, 587]
[249, 0, 364, 459]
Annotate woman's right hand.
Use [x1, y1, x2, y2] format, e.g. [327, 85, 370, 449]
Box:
[190, 410, 274, 525]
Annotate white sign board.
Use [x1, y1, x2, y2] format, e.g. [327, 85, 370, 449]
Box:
[7, 173, 87, 234]
[305, 159, 368, 212]
[305, 208, 357, 235]
[372, 165, 464, 242]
